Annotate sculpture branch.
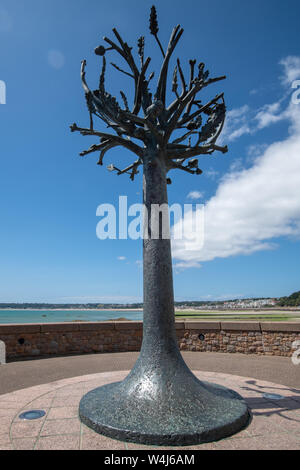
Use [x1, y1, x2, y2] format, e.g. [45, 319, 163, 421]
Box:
[138, 36, 145, 65]
[120, 91, 130, 112]
[164, 80, 203, 143]
[155, 25, 184, 105]
[188, 60, 196, 90]
[186, 59, 197, 114]
[81, 60, 141, 138]
[132, 56, 151, 115]
[168, 160, 203, 175]
[166, 143, 228, 160]
[169, 76, 225, 125]
[177, 93, 224, 127]
[104, 28, 139, 81]
[112, 28, 140, 77]
[110, 62, 135, 78]
[149, 5, 165, 58]
[73, 5, 228, 181]
[70, 123, 144, 157]
[172, 130, 198, 145]
[79, 141, 110, 157]
[107, 159, 142, 180]
[176, 59, 187, 95]
[98, 142, 119, 165]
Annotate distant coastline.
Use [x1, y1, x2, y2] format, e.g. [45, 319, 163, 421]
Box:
[1, 308, 143, 311]
[1, 290, 299, 312]
[1, 307, 299, 313]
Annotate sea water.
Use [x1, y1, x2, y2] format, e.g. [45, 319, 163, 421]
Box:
[0, 309, 143, 324]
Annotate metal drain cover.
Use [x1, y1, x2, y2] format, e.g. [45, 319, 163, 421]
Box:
[263, 393, 284, 400]
[19, 410, 46, 420]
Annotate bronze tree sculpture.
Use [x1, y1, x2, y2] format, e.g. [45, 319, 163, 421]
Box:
[71, 6, 249, 446]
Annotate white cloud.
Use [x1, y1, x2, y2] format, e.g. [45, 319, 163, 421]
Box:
[205, 168, 219, 180]
[222, 66, 297, 143]
[172, 57, 300, 268]
[187, 190, 204, 200]
[255, 102, 284, 129]
[221, 105, 252, 142]
[247, 143, 268, 159]
[173, 260, 202, 270]
[227, 105, 250, 119]
[280, 56, 300, 85]
[117, 256, 126, 261]
[48, 50, 65, 69]
[228, 158, 244, 173]
[222, 99, 286, 142]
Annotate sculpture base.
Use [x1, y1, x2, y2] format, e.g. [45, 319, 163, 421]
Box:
[79, 377, 250, 446]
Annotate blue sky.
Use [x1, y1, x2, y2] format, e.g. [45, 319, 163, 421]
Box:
[0, 0, 300, 303]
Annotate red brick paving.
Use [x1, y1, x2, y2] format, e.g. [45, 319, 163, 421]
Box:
[0, 371, 299, 450]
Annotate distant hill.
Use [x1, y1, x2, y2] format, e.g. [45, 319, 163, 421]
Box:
[0, 293, 299, 309]
[278, 291, 300, 307]
[0, 303, 143, 310]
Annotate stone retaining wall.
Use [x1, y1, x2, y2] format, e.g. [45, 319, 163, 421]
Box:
[0, 321, 299, 360]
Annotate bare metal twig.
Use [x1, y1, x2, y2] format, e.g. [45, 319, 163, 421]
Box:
[70, 123, 143, 157]
[111, 62, 134, 78]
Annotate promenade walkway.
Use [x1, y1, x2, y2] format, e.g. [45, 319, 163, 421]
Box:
[1, 351, 299, 394]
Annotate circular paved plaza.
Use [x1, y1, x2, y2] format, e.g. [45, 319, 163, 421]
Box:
[0, 370, 299, 450]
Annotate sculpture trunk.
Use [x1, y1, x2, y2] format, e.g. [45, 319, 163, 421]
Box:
[142, 148, 177, 361]
[79, 146, 250, 446]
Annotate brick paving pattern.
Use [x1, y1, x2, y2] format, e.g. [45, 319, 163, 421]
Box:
[0, 371, 299, 450]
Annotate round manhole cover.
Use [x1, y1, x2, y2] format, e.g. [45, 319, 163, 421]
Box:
[263, 393, 284, 400]
[19, 410, 46, 420]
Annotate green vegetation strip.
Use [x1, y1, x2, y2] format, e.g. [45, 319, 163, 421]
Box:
[175, 312, 300, 322]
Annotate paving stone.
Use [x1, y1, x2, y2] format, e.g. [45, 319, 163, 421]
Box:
[22, 398, 54, 410]
[275, 410, 300, 434]
[11, 420, 44, 439]
[47, 406, 79, 420]
[55, 384, 86, 396]
[81, 434, 126, 450]
[0, 415, 15, 428]
[35, 434, 80, 450]
[245, 415, 286, 436]
[51, 395, 82, 407]
[0, 441, 14, 450]
[0, 408, 18, 419]
[12, 438, 36, 450]
[40, 418, 81, 437]
[212, 439, 234, 450]
[81, 426, 126, 450]
[230, 434, 300, 450]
